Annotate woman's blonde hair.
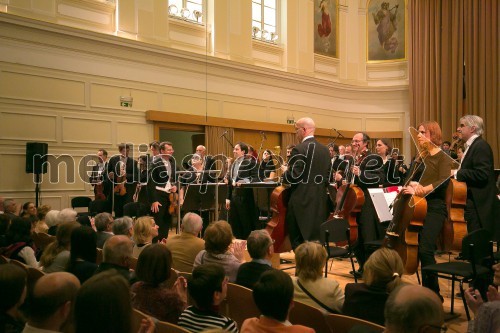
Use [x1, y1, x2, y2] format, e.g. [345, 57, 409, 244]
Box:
[133, 216, 155, 244]
[363, 248, 404, 293]
[295, 242, 327, 281]
[40, 221, 79, 268]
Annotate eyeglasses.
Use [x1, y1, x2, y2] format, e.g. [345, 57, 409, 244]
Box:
[351, 140, 362, 144]
[428, 324, 448, 332]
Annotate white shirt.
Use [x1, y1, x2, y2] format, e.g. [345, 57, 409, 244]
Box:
[454, 134, 479, 176]
[302, 135, 314, 143]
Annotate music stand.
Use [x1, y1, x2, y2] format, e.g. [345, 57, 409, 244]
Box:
[368, 188, 398, 223]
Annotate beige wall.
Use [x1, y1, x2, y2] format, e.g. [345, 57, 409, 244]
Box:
[0, 1, 410, 209]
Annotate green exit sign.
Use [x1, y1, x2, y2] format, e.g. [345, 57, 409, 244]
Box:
[286, 119, 294, 124]
[121, 101, 132, 107]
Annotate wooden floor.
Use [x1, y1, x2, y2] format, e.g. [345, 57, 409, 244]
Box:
[278, 250, 470, 333]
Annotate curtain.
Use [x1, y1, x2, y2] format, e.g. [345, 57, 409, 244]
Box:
[280, 132, 297, 161]
[206, 126, 234, 179]
[409, 0, 499, 166]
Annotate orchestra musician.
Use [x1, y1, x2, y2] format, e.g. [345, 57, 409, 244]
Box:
[149, 140, 161, 163]
[133, 155, 149, 207]
[225, 142, 258, 240]
[195, 145, 216, 183]
[147, 141, 177, 241]
[107, 143, 138, 217]
[89, 149, 111, 200]
[402, 121, 452, 299]
[282, 117, 330, 249]
[453, 115, 497, 238]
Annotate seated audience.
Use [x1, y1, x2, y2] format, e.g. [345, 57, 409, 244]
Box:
[67, 226, 98, 284]
[34, 205, 51, 234]
[19, 202, 37, 223]
[94, 235, 136, 284]
[236, 229, 274, 289]
[94, 213, 114, 248]
[40, 221, 80, 273]
[131, 244, 187, 323]
[113, 216, 134, 238]
[44, 210, 60, 236]
[74, 270, 154, 333]
[0, 264, 27, 333]
[291, 242, 344, 313]
[1, 217, 38, 267]
[193, 221, 245, 282]
[22, 272, 80, 333]
[0, 214, 11, 247]
[132, 216, 159, 258]
[165, 212, 205, 273]
[178, 264, 238, 332]
[241, 270, 314, 333]
[342, 247, 404, 326]
[50, 209, 77, 236]
[465, 262, 500, 333]
[3, 199, 18, 219]
[384, 284, 445, 333]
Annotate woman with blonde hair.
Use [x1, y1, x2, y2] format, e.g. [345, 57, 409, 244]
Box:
[40, 221, 80, 273]
[292, 242, 344, 313]
[132, 216, 159, 258]
[343, 247, 404, 325]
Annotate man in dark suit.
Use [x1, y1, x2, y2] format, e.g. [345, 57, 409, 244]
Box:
[283, 117, 330, 249]
[89, 149, 111, 200]
[195, 145, 216, 183]
[225, 142, 258, 240]
[454, 115, 498, 239]
[107, 143, 138, 217]
[148, 141, 177, 241]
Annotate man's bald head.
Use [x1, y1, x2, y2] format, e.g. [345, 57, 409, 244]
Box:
[103, 235, 134, 266]
[384, 284, 444, 333]
[295, 117, 316, 141]
[28, 272, 80, 324]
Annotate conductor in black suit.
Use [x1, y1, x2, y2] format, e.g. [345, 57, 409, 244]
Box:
[283, 117, 331, 249]
[148, 141, 177, 241]
[454, 115, 498, 240]
[107, 144, 138, 217]
[225, 142, 258, 240]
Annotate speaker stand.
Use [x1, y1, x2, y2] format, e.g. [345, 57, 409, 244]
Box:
[35, 173, 41, 207]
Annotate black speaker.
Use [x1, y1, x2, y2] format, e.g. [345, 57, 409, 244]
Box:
[26, 142, 48, 174]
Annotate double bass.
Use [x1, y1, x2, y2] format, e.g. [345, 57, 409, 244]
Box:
[440, 179, 467, 251]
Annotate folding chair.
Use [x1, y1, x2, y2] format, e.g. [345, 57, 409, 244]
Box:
[225, 283, 260, 329]
[289, 300, 331, 333]
[123, 202, 148, 219]
[71, 196, 92, 216]
[325, 313, 384, 333]
[156, 320, 190, 333]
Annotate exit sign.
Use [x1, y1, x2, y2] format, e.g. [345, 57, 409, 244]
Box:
[121, 101, 132, 107]
[286, 119, 294, 124]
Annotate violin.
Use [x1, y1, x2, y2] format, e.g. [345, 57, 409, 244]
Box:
[95, 183, 107, 200]
[168, 192, 179, 216]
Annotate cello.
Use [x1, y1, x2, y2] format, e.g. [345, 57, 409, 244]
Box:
[265, 184, 292, 253]
[440, 179, 467, 251]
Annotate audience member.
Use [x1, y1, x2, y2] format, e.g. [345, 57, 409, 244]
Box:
[45, 210, 60, 236]
[131, 244, 187, 323]
[94, 212, 114, 248]
[0, 214, 11, 247]
[113, 216, 134, 238]
[94, 235, 135, 284]
[132, 216, 159, 258]
[178, 264, 238, 332]
[74, 270, 154, 333]
[2, 217, 38, 267]
[193, 221, 245, 282]
[241, 270, 314, 333]
[0, 196, 4, 214]
[50, 209, 76, 236]
[0, 264, 27, 333]
[19, 202, 37, 223]
[464, 262, 500, 333]
[67, 226, 98, 284]
[292, 242, 344, 313]
[34, 205, 51, 234]
[22, 272, 80, 333]
[165, 212, 205, 272]
[40, 222, 80, 273]
[343, 247, 404, 326]
[384, 284, 445, 333]
[236, 229, 274, 289]
[3, 199, 18, 219]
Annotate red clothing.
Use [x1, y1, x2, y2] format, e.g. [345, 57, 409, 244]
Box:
[317, 11, 331, 37]
[241, 316, 315, 333]
[131, 282, 185, 324]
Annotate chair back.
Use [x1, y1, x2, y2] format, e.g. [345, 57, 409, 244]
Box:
[156, 320, 190, 333]
[131, 308, 151, 333]
[33, 232, 56, 252]
[320, 218, 350, 244]
[164, 268, 179, 288]
[96, 248, 103, 264]
[226, 283, 260, 329]
[71, 196, 92, 209]
[10, 260, 45, 293]
[0, 255, 9, 264]
[461, 229, 492, 263]
[289, 300, 331, 333]
[123, 202, 148, 219]
[325, 313, 384, 333]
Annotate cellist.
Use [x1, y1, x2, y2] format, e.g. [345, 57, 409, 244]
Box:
[402, 122, 454, 300]
[89, 148, 111, 200]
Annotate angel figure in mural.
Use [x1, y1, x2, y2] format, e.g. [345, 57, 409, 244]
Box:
[317, 0, 333, 52]
[372, 2, 399, 53]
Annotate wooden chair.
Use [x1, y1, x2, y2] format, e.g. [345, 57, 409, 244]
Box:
[325, 314, 384, 333]
[96, 248, 103, 265]
[156, 320, 191, 333]
[164, 268, 179, 288]
[10, 260, 45, 293]
[0, 254, 9, 264]
[289, 300, 331, 333]
[225, 283, 260, 329]
[34, 232, 56, 252]
[177, 271, 192, 280]
[131, 308, 152, 333]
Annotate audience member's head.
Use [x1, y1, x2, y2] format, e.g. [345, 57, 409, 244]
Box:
[36, 205, 51, 222]
[20, 202, 37, 219]
[181, 212, 203, 236]
[102, 235, 134, 268]
[133, 216, 158, 244]
[25, 272, 80, 331]
[253, 270, 294, 322]
[246, 229, 273, 260]
[40, 222, 80, 268]
[74, 271, 132, 333]
[44, 210, 60, 229]
[58, 209, 77, 224]
[0, 263, 27, 316]
[135, 244, 173, 287]
[204, 220, 233, 255]
[363, 248, 404, 293]
[3, 199, 18, 215]
[70, 226, 97, 265]
[6, 217, 32, 244]
[188, 264, 227, 311]
[384, 285, 445, 333]
[294, 241, 326, 281]
[112, 216, 134, 237]
[94, 212, 113, 232]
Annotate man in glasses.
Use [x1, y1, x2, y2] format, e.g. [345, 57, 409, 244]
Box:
[453, 115, 497, 237]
